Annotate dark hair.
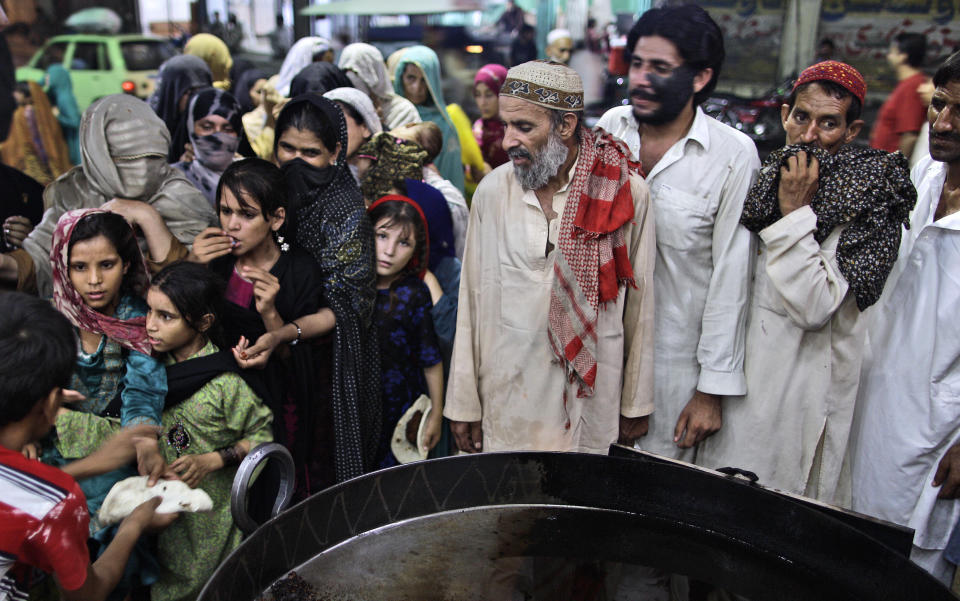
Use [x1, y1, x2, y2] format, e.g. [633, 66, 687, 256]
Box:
[414, 121, 443, 164]
[151, 261, 226, 348]
[625, 4, 725, 106]
[549, 108, 582, 140]
[894, 33, 927, 69]
[0, 293, 76, 427]
[786, 79, 862, 125]
[335, 100, 366, 130]
[217, 158, 287, 219]
[69, 212, 142, 293]
[368, 199, 428, 314]
[933, 50, 960, 88]
[275, 100, 338, 156]
[819, 38, 835, 51]
[14, 81, 30, 97]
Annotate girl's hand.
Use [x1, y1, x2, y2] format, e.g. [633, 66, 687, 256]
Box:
[22, 442, 40, 460]
[232, 333, 277, 369]
[170, 452, 223, 488]
[421, 410, 444, 454]
[241, 266, 281, 317]
[191, 227, 234, 264]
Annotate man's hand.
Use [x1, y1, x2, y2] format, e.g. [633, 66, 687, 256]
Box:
[777, 150, 819, 217]
[618, 415, 649, 446]
[673, 391, 722, 449]
[3, 215, 33, 248]
[121, 497, 179, 533]
[190, 227, 234, 264]
[933, 442, 960, 499]
[450, 420, 483, 453]
[134, 436, 173, 486]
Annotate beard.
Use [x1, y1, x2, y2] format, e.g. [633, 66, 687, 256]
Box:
[509, 130, 569, 191]
[630, 65, 697, 126]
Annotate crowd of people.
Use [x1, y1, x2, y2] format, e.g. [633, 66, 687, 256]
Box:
[2, 3, 960, 600]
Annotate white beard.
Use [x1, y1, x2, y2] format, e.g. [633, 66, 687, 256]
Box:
[511, 131, 569, 191]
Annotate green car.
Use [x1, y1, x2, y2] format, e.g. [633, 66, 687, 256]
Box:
[15, 34, 177, 112]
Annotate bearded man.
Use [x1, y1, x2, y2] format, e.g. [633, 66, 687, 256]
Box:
[596, 5, 759, 464]
[445, 60, 655, 454]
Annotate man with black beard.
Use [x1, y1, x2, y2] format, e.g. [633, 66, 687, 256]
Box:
[445, 61, 656, 459]
[596, 5, 759, 465]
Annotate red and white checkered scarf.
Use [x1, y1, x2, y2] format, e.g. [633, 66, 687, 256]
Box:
[547, 128, 638, 397]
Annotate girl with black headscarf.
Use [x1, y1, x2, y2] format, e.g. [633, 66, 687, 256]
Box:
[238, 94, 381, 483]
[148, 55, 213, 162]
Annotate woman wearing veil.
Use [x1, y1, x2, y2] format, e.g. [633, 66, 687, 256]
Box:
[0, 94, 214, 296]
[238, 94, 381, 483]
[393, 46, 466, 193]
[148, 55, 214, 162]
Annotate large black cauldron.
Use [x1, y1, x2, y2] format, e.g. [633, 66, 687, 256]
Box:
[199, 449, 954, 601]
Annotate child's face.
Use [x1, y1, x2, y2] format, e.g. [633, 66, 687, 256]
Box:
[13, 90, 28, 106]
[374, 217, 416, 284]
[145, 287, 200, 355]
[68, 235, 128, 316]
[474, 82, 500, 120]
[219, 186, 283, 256]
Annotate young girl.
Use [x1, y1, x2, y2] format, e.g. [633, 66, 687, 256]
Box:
[145, 261, 274, 601]
[190, 157, 338, 495]
[367, 195, 444, 467]
[46, 208, 168, 591]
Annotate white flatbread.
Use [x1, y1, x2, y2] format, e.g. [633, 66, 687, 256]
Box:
[98, 475, 213, 526]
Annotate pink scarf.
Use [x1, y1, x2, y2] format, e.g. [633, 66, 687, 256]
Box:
[51, 208, 153, 355]
[547, 128, 639, 396]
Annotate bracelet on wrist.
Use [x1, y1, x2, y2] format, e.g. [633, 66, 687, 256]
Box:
[217, 446, 241, 467]
[287, 320, 302, 346]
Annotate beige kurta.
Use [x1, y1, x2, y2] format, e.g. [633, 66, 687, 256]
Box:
[697, 205, 867, 505]
[444, 154, 655, 453]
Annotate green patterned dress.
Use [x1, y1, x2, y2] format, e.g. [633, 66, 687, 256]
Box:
[151, 341, 274, 601]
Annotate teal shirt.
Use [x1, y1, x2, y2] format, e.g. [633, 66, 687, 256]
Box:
[69, 295, 166, 427]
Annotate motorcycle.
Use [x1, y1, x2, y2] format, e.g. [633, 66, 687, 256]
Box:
[704, 77, 795, 157]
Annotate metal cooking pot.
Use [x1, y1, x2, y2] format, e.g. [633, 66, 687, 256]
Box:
[200, 449, 954, 601]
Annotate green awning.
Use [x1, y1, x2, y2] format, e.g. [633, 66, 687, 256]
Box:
[300, 0, 485, 15]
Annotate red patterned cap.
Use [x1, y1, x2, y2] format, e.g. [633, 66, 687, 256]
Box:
[793, 60, 866, 104]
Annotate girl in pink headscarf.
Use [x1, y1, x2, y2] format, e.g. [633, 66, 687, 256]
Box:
[42, 208, 169, 593]
[471, 63, 509, 170]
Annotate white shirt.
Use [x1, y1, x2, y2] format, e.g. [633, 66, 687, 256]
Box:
[698, 204, 867, 504]
[444, 152, 656, 453]
[596, 104, 759, 460]
[851, 156, 960, 550]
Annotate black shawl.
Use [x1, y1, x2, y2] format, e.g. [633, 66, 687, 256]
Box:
[147, 55, 213, 162]
[211, 249, 335, 493]
[741, 144, 916, 310]
[165, 349, 270, 409]
[289, 63, 353, 98]
[276, 94, 381, 482]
